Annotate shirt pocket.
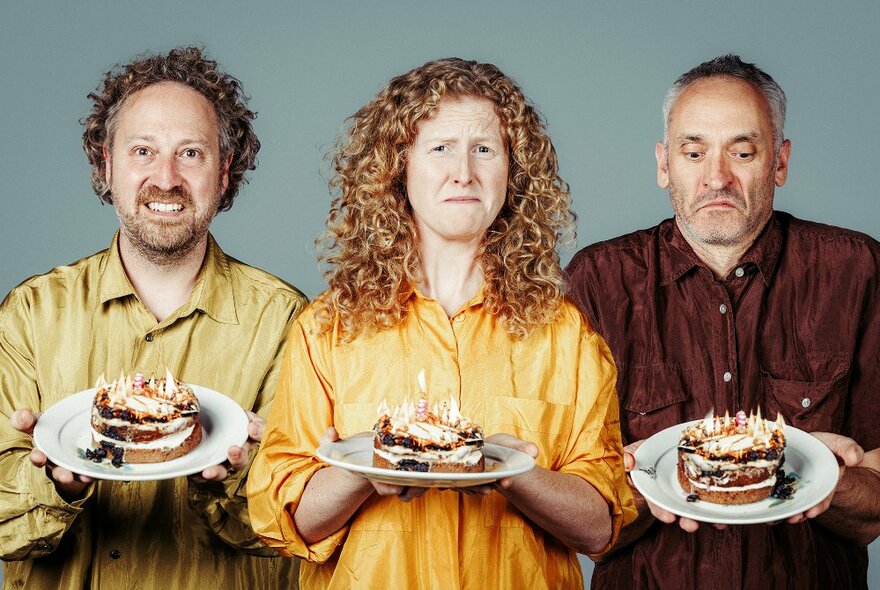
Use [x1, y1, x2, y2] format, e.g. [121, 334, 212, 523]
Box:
[620, 364, 692, 443]
[334, 402, 380, 437]
[478, 396, 573, 528]
[761, 353, 851, 433]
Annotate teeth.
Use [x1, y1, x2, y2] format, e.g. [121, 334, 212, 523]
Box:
[147, 202, 183, 212]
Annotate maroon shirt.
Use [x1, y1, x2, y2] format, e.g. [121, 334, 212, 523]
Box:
[566, 212, 880, 590]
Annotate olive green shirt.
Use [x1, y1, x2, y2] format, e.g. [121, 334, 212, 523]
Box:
[0, 233, 306, 590]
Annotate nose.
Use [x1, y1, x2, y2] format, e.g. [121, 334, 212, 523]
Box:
[452, 151, 473, 185]
[153, 154, 183, 191]
[705, 153, 733, 190]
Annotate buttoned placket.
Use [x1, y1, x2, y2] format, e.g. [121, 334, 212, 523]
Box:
[445, 299, 482, 409]
[93, 481, 130, 587]
[704, 268, 740, 414]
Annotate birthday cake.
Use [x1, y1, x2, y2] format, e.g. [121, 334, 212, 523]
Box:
[88, 370, 202, 465]
[677, 410, 786, 504]
[372, 371, 484, 473]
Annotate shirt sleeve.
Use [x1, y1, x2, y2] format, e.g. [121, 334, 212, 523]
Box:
[186, 292, 307, 555]
[0, 291, 95, 561]
[556, 310, 637, 557]
[846, 245, 880, 453]
[564, 250, 605, 334]
[248, 313, 346, 562]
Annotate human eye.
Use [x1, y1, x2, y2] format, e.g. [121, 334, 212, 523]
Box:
[181, 148, 203, 159]
[680, 144, 704, 161]
[431, 144, 449, 153]
[132, 146, 153, 157]
[731, 146, 756, 161]
[475, 145, 494, 155]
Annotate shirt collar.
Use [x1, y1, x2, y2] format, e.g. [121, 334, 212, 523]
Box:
[659, 214, 782, 286]
[97, 232, 239, 325]
[97, 232, 137, 304]
[190, 234, 239, 325]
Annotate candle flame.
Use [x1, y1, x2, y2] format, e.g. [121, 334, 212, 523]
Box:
[417, 369, 426, 395]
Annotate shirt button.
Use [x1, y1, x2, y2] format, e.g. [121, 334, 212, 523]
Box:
[801, 397, 811, 408]
[734, 267, 745, 278]
[719, 304, 728, 314]
[110, 549, 121, 559]
[453, 315, 465, 323]
[723, 371, 732, 382]
[145, 333, 154, 342]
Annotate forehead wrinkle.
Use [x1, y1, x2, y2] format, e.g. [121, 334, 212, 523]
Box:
[119, 132, 213, 146]
[423, 130, 500, 142]
[675, 134, 705, 144]
[674, 131, 764, 145]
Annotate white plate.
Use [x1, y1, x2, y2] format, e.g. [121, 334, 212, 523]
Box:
[316, 438, 535, 487]
[630, 421, 839, 524]
[33, 386, 249, 481]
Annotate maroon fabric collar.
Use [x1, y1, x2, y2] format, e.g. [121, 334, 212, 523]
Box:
[659, 214, 782, 286]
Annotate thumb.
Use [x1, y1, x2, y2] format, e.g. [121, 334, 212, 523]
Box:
[11, 410, 39, 435]
[319, 426, 341, 447]
[623, 439, 646, 473]
[813, 432, 864, 467]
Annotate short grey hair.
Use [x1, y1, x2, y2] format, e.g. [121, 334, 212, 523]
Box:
[662, 54, 786, 150]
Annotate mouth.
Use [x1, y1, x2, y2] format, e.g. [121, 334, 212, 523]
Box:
[695, 197, 744, 213]
[699, 200, 736, 209]
[443, 196, 481, 204]
[145, 202, 184, 214]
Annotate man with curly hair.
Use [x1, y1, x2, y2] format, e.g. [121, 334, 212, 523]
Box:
[567, 54, 880, 588]
[0, 47, 305, 589]
[248, 58, 636, 589]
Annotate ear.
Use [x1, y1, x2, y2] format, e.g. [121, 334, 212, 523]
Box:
[655, 141, 669, 189]
[220, 153, 232, 194]
[774, 139, 792, 188]
[102, 145, 112, 187]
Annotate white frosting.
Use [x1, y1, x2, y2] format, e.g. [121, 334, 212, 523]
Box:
[377, 394, 480, 446]
[401, 421, 462, 444]
[374, 444, 483, 465]
[92, 424, 195, 450]
[95, 370, 196, 417]
[687, 477, 777, 492]
[686, 409, 785, 451]
[681, 452, 781, 472]
[94, 413, 192, 434]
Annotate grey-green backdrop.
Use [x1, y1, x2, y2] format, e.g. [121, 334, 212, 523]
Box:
[1, 1, 877, 587]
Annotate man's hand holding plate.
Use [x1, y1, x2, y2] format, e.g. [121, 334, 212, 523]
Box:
[11, 408, 93, 500]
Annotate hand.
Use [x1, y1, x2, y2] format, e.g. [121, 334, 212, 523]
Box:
[783, 432, 864, 524]
[624, 439, 724, 533]
[197, 411, 265, 482]
[321, 427, 429, 502]
[11, 409, 93, 500]
[459, 433, 539, 496]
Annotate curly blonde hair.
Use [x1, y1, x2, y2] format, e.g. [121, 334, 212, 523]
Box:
[319, 57, 575, 340]
[82, 46, 259, 212]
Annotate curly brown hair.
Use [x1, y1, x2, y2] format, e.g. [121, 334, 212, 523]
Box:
[318, 57, 575, 340]
[81, 46, 259, 212]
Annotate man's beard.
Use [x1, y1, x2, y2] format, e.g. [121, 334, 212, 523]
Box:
[116, 185, 218, 267]
[668, 179, 772, 247]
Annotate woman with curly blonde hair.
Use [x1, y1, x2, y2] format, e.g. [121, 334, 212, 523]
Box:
[319, 57, 574, 340]
[249, 58, 635, 589]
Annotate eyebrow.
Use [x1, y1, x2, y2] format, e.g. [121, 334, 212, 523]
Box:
[121, 134, 212, 146]
[421, 132, 501, 144]
[675, 132, 762, 144]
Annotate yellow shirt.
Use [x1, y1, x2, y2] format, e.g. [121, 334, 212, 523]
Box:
[0, 234, 306, 590]
[249, 290, 636, 590]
